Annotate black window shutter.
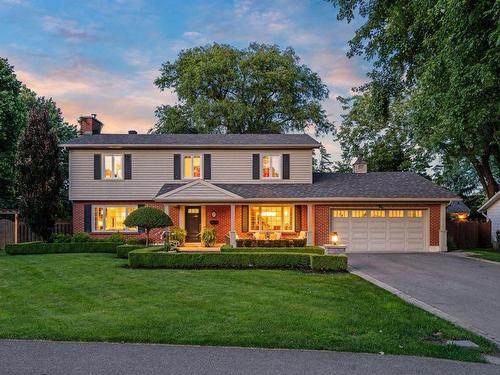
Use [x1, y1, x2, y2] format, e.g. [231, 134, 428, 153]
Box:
[241, 205, 249, 232]
[94, 154, 101, 180]
[282, 154, 290, 180]
[124, 154, 132, 180]
[137, 204, 145, 233]
[174, 154, 181, 180]
[252, 154, 260, 180]
[203, 154, 211, 180]
[294, 205, 302, 231]
[84, 204, 92, 232]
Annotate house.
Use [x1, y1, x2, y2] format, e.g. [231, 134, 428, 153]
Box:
[446, 201, 471, 222]
[62, 115, 460, 252]
[478, 191, 500, 244]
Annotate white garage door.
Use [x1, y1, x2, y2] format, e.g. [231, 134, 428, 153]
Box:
[330, 209, 427, 252]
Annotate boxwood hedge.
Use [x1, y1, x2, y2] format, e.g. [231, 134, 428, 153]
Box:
[5, 242, 119, 255]
[220, 245, 324, 255]
[116, 244, 152, 258]
[310, 254, 348, 272]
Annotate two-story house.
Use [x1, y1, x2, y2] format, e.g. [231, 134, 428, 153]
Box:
[62, 115, 459, 251]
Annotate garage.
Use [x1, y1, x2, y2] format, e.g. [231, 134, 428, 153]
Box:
[330, 208, 428, 252]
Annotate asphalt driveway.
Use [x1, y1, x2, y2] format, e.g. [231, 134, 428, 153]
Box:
[349, 253, 500, 346]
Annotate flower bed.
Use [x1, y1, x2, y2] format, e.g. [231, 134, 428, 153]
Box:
[235, 238, 306, 248]
[221, 245, 324, 254]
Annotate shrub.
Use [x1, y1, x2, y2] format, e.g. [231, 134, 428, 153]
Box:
[49, 233, 72, 243]
[235, 238, 307, 248]
[104, 233, 125, 243]
[124, 207, 173, 246]
[116, 244, 153, 258]
[200, 227, 217, 246]
[220, 245, 324, 255]
[5, 242, 119, 255]
[310, 255, 348, 272]
[71, 232, 92, 243]
[126, 237, 147, 245]
[170, 227, 187, 245]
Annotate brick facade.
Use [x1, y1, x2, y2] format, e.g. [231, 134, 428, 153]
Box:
[205, 205, 231, 243]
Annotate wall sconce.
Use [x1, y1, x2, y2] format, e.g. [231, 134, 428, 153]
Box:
[331, 231, 339, 245]
[211, 211, 217, 218]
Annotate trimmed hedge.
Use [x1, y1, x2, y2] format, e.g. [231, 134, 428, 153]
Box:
[220, 245, 324, 255]
[5, 242, 119, 255]
[310, 254, 348, 272]
[235, 238, 306, 248]
[117, 244, 150, 258]
[128, 248, 347, 272]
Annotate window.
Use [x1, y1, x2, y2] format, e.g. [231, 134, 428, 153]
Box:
[351, 210, 367, 218]
[93, 206, 137, 232]
[407, 210, 423, 218]
[388, 210, 404, 218]
[370, 210, 385, 218]
[262, 155, 281, 179]
[250, 206, 293, 231]
[183, 154, 202, 179]
[104, 155, 123, 179]
[333, 210, 349, 218]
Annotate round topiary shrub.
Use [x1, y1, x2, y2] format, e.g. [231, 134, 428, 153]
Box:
[124, 207, 173, 246]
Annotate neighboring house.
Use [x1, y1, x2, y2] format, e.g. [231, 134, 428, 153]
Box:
[478, 191, 500, 243]
[62, 115, 459, 252]
[446, 201, 471, 222]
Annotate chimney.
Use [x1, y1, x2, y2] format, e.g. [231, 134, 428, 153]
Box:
[353, 156, 368, 173]
[79, 114, 104, 135]
[128, 130, 138, 134]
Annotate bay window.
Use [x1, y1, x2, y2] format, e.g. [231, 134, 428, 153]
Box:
[93, 206, 137, 232]
[104, 155, 123, 179]
[183, 154, 202, 179]
[250, 205, 293, 231]
[262, 155, 281, 179]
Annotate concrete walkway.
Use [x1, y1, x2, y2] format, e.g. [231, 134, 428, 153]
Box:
[349, 253, 500, 346]
[0, 340, 498, 375]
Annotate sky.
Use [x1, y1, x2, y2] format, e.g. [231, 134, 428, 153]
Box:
[0, 0, 368, 159]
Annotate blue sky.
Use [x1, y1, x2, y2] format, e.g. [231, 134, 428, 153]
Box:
[0, 0, 368, 158]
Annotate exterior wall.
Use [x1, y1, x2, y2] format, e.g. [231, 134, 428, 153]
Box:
[69, 148, 313, 200]
[486, 200, 500, 240]
[205, 205, 231, 243]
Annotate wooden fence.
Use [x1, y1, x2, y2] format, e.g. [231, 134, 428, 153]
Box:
[447, 220, 491, 249]
[0, 219, 72, 249]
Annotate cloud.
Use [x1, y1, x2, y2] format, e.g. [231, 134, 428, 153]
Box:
[41, 16, 100, 42]
[183, 31, 201, 39]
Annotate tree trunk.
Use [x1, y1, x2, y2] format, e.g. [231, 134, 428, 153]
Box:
[145, 229, 149, 247]
[471, 156, 499, 199]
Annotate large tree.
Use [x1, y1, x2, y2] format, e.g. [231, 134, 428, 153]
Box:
[329, 0, 499, 197]
[152, 43, 332, 135]
[16, 104, 62, 241]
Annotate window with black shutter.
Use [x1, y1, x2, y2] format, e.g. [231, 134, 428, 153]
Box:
[124, 154, 132, 179]
[94, 154, 101, 180]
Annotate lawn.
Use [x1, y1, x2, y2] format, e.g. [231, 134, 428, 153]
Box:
[467, 248, 500, 263]
[0, 252, 496, 362]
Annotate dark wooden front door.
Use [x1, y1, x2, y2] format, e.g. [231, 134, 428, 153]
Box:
[185, 206, 201, 242]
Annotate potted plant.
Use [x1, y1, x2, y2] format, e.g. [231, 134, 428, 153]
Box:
[200, 227, 217, 247]
[170, 226, 187, 246]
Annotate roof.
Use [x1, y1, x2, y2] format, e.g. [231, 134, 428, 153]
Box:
[156, 172, 459, 201]
[62, 133, 321, 148]
[478, 191, 500, 212]
[447, 201, 470, 214]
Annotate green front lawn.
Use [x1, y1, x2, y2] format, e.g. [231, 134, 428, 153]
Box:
[0, 252, 495, 362]
[467, 248, 500, 263]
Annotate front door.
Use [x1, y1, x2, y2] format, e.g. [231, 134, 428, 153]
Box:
[185, 206, 201, 242]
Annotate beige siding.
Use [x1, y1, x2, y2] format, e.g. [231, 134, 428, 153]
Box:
[69, 148, 313, 200]
[162, 183, 239, 201]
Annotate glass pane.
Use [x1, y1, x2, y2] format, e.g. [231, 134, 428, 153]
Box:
[193, 155, 201, 178]
[105, 207, 127, 230]
[260, 206, 282, 231]
[370, 210, 385, 218]
[333, 210, 348, 218]
[389, 210, 404, 218]
[183, 156, 192, 178]
[104, 156, 113, 178]
[407, 210, 423, 218]
[250, 206, 260, 231]
[351, 210, 367, 218]
[113, 156, 122, 179]
[94, 207, 104, 231]
[283, 206, 293, 230]
[271, 156, 281, 178]
[262, 156, 270, 178]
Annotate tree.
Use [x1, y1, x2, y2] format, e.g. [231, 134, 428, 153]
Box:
[314, 144, 334, 172]
[329, 0, 499, 197]
[124, 207, 173, 246]
[152, 43, 332, 135]
[16, 104, 62, 241]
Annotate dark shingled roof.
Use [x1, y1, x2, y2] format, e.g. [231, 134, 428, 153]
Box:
[63, 133, 320, 147]
[156, 172, 458, 199]
[446, 201, 470, 214]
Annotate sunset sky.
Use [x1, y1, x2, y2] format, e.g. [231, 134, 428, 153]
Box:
[0, 0, 368, 157]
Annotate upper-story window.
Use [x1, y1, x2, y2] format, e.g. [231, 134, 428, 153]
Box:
[183, 154, 202, 179]
[262, 155, 281, 179]
[104, 155, 123, 179]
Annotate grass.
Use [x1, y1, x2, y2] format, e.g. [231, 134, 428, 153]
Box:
[0, 252, 496, 362]
[467, 248, 500, 263]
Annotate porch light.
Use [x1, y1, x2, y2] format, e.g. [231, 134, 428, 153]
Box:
[331, 231, 339, 245]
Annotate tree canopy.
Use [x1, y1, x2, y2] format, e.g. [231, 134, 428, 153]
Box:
[152, 43, 332, 135]
[329, 0, 499, 197]
[124, 207, 173, 246]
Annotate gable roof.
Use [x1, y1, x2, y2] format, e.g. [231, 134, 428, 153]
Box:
[447, 201, 470, 214]
[156, 180, 241, 202]
[155, 172, 459, 201]
[478, 191, 500, 212]
[62, 133, 321, 149]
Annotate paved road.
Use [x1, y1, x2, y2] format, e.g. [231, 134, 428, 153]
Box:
[349, 253, 500, 345]
[0, 339, 498, 375]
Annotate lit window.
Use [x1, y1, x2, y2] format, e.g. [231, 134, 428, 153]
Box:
[407, 210, 423, 218]
[370, 210, 385, 218]
[333, 210, 349, 218]
[183, 154, 202, 179]
[351, 210, 367, 218]
[250, 206, 293, 231]
[93, 206, 137, 232]
[388, 210, 404, 218]
[262, 155, 281, 179]
[104, 155, 123, 179]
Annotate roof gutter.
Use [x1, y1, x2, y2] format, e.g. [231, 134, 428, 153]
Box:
[60, 143, 320, 150]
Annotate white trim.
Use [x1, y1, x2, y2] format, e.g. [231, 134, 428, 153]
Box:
[248, 204, 295, 232]
[62, 144, 320, 150]
[102, 154, 124, 180]
[155, 180, 242, 200]
[260, 153, 282, 180]
[478, 191, 500, 212]
[91, 204, 138, 233]
[181, 153, 203, 180]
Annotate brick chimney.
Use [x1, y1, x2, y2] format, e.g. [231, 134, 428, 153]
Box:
[79, 114, 103, 135]
[353, 156, 368, 173]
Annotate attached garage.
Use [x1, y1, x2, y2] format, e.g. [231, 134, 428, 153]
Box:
[330, 208, 428, 252]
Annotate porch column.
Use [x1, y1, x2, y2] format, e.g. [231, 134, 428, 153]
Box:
[440, 203, 447, 251]
[164, 204, 169, 216]
[229, 204, 236, 247]
[306, 204, 313, 246]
